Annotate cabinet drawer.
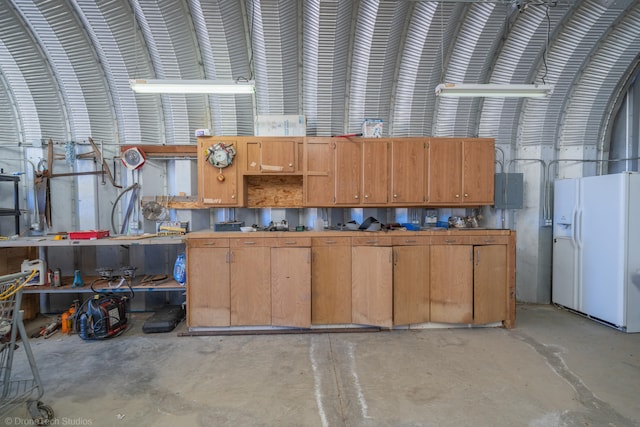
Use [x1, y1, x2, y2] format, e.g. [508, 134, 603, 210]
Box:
[391, 236, 429, 246]
[311, 237, 351, 247]
[468, 236, 509, 245]
[275, 237, 311, 247]
[230, 238, 275, 247]
[352, 235, 392, 246]
[430, 235, 470, 245]
[187, 239, 230, 248]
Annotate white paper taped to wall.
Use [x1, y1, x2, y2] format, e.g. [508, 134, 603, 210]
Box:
[255, 115, 306, 136]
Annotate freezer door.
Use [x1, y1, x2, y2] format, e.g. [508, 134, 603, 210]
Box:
[580, 174, 626, 327]
[552, 238, 579, 310]
[553, 178, 579, 238]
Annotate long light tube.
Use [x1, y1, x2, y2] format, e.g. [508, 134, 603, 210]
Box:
[129, 79, 255, 94]
[435, 83, 553, 98]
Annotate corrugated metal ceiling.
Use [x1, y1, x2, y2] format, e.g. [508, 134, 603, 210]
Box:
[0, 0, 638, 158]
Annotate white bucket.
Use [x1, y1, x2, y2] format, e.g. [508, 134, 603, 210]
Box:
[21, 259, 47, 286]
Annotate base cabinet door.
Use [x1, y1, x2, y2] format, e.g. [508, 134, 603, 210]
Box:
[271, 247, 311, 327]
[430, 244, 473, 324]
[393, 244, 430, 325]
[473, 245, 507, 324]
[230, 244, 271, 326]
[311, 237, 352, 324]
[186, 240, 230, 327]
[352, 245, 393, 327]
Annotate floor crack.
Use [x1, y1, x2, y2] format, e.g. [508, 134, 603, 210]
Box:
[510, 329, 637, 426]
[328, 334, 349, 426]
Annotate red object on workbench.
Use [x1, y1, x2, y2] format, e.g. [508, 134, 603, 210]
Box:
[68, 230, 110, 240]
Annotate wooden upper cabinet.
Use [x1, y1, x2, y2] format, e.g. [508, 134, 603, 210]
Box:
[335, 141, 361, 204]
[305, 137, 335, 206]
[362, 141, 388, 204]
[428, 138, 494, 206]
[244, 138, 301, 174]
[334, 140, 388, 205]
[462, 138, 495, 205]
[195, 136, 494, 208]
[428, 138, 463, 204]
[390, 138, 427, 205]
[197, 136, 241, 206]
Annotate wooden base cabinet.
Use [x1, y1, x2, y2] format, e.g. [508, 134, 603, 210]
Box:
[271, 244, 311, 328]
[392, 237, 430, 325]
[186, 231, 515, 330]
[430, 236, 511, 325]
[230, 239, 272, 326]
[473, 244, 508, 324]
[352, 240, 393, 327]
[430, 244, 474, 324]
[311, 237, 352, 324]
[186, 239, 231, 327]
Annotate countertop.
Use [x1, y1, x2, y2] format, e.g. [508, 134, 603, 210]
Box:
[185, 228, 513, 239]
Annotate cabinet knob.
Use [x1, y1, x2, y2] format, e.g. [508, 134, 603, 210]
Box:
[364, 195, 368, 199]
[354, 195, 359, 199]
[288, 163, 293, 167]
[464, 193, 468, 197]
[393, 194, 397, 198]
[231, 195, 235, 199]
[455, 194, 460, 198]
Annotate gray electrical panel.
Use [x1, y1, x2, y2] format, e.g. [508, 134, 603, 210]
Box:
[494, 173, 524, 209]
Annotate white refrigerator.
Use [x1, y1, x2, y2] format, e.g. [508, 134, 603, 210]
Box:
[552, 172, 640, 332]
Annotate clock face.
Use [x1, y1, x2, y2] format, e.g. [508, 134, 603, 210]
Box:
[213, 150, 227, 163]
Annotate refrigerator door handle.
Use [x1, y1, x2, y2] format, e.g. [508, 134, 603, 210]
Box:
[576, 209, 583, 248]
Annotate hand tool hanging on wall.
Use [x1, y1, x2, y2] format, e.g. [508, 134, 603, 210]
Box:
[34, 138, 123, 229]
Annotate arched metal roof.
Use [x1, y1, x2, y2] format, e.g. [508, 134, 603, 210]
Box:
[0, 0, 638, 153]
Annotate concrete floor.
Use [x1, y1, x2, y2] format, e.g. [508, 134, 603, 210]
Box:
[3, 304, 639, 427]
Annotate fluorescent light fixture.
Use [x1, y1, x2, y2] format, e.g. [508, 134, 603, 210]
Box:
[129, 79, 255, 94]
[435, 83, 553, 98]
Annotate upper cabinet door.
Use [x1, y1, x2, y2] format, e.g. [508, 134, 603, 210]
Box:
[428, 138, 463, 204]
[362, 141, 389, 204]
[334, 141, 361, 204]
[427, 138, 495, 206]
[334, 140, 388, 206]
[390, 139, 426, 205]
[245, 139, 298, 173]
[198, 137, 240, 206]
[305, 138, 335, 206]
[261, 139, 296, 173]
[462, 139, 495, 205]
